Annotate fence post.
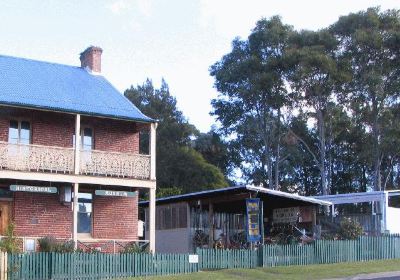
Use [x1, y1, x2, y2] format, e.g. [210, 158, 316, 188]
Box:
[0, 252, 7, 280]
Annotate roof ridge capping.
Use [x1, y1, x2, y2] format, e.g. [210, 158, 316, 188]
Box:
[0, 54, 79, 69]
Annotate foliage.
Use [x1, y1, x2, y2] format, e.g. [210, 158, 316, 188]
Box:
[125, 79, 228, 194]
[193, 128, 232, 181]
[209, 8, 400, 196]
[123, 242, 148, 253]
[157, 187, 182, 198]
[0, 222, 19, 253]
[338, 218, 364, 240]
[210, 16, 293, 189]
[330, 7, 400, 191]
[38, 236, 74, 252]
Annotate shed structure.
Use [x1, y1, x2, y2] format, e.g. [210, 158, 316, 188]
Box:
[140, 185, 330, 253]
[313, 190, 400, 235]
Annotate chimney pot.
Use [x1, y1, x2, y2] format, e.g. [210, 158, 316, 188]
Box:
[80, 46, 103, 73]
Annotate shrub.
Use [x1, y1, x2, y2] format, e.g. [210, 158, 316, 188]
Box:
[123, 242, 148, 253]
[339, 218, 363, 240]
[0, 223, 20, 253]
[38, 236, 75, 252]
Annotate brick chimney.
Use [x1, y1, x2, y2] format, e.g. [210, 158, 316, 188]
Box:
[80, 46, 103, 73]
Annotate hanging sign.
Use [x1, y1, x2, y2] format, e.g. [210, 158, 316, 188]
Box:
[95, 190, 137, 197]
[10, 185, 57, 193]
[246, 198, 261, 243]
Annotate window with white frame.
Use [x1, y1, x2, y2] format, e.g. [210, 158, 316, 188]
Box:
[8, 120, 31, 144]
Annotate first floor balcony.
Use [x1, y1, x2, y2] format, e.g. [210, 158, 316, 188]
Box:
[0, 141, 151, 180]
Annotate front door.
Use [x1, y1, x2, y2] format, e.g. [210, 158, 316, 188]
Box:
[0, 201, 12, 235]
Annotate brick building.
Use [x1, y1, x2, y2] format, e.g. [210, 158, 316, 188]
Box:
[0, 47, 157, 252]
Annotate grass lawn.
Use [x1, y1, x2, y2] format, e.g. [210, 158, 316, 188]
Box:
[133, 259, 400, 280]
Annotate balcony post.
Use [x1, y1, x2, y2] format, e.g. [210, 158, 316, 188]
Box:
[74, 114, 81, 175]
[149, 187, 156, 253]
[149, 122, 157, 253]
[73, 114, 81, 249]
[73, 183, 79, 249]
[150, 122, 157, 180]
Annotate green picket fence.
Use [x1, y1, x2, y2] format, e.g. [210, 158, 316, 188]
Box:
[196, 248, 260, 270]
[5, 236, 400, 279]
[198, 235, 400, 270]
[7, 252, 198, 280]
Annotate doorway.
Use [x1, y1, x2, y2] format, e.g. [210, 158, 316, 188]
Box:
[0, 201, 12, 235]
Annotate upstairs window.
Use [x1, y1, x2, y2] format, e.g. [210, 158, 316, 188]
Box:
[73, 127, 94, 150]
[8, 120, 31, 145]
[82, 128, 93, 150]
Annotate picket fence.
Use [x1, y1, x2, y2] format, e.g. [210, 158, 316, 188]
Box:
[0, 236, 399, 279]
[2, 252, 198, 280]
[197, 235, 400, 270]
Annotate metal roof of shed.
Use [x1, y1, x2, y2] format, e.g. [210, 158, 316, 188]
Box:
[140, 185, 331, 206]
[312, 190, 400, 205]
[0, 55, 153, 122]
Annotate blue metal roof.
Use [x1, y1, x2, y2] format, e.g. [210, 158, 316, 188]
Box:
[0, 55, 153, 122]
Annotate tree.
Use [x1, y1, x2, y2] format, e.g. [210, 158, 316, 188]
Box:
[210, 16, 293, 189]
[331, 7, 400, 191]
[124, 79, 228, 194]
[286, 29, 351, 195]
[193, 127, 234, 183]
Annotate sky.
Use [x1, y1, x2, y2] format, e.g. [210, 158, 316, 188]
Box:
[0, 0, 399, 132]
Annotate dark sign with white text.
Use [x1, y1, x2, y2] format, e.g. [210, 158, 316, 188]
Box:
[10, 185, 57, 193]
[95, 190, 137, 197]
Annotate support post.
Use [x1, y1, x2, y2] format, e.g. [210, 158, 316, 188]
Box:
[149, 187, 156, 253]
[382, 192, 389, 233]
[150, 123, 157, 180]
[73, 183, 79, 249]
[73, 114, 80, 249]
[74, 114, 81, 175]
[149, 122, 157, 253]
[208, 203, 214, 248]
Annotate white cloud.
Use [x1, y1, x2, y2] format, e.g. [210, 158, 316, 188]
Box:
[108, 0, 131, 14]
[199, 0, 400, 40]
[107, 0, 152, 17]
[137, 0, 152, 17]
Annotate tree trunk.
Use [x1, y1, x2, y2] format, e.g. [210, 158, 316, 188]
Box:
[372, 98, 381, 191]
[274, 108, 281, 190]
[317, 109, 328, 195]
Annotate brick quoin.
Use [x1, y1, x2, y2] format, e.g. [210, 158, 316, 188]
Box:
[93, 195, 138, 240]
[0, 107, 142, 153]
[13, 192, 73, 239]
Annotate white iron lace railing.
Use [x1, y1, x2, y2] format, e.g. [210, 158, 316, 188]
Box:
[0, 141, 74, 173]
[80, 149, 151, 179]
[0, 141, 151, 179]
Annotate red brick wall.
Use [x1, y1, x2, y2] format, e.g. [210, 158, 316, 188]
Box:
[0, 107, 141, 153]
[0, 118, 7, 142]
[32, 111, 75, 148]
[82, 118, 139, 154]
[13, 192, 72, 239]
[93, 195, 138, 240]
[12, 190, 139, 241]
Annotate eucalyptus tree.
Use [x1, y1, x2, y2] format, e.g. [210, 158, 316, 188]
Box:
[286, 29, 350, 195]
[331, 7, 400, 191]
[210, 16, 293, 189]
